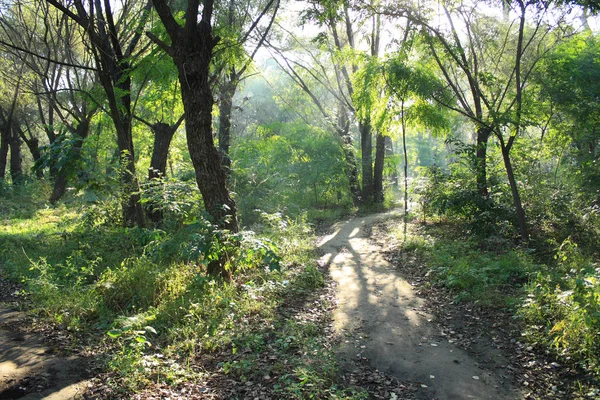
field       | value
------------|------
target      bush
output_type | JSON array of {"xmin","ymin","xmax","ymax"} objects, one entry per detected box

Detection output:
[
  {"xmin": 430, "ymin": 239, "xmax": 535, "ymax": 305},
  {"xmin": 416, "ymin": 165, "xmax": 517, "ymax": 238},
  {"xmin": 521, "ymin": 238, "xmax": 600, "ymax": 376}
]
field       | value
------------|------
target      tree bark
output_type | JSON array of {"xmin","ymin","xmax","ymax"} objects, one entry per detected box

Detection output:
[
  {"xmin": 218, "ymin": 81, "xmax": 237, "ymax": 175},
  {"xmin": 475, "ymin": 126, "xmax": 491, "ymax": 197},
  {"xmin": 9, "ymin": 128, "xmax": 23, "ymax": 184},
  {"xmin": 360, "ymin": 120, "xmax": 373, "ymax": 202},
  {"xmin": 501, "ymin": 146, "xmax": 528, "ymax": 242},
  {"xmin": 178, "ymin": 65, "xmax": 238, "ymax": 233},
  {"xmin": 373, "ymin": 132, "xmax": 385, "ymax": 203}
]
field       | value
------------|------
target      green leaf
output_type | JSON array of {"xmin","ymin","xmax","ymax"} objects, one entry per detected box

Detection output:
[{"xmin": 107, "ymin": 329, "xmax": 122, "ymax": 338}]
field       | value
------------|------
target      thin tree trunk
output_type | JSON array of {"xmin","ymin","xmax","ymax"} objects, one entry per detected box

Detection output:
[
  {"xmin": 401, "ymin": 99, "xmax": 408, "ymax": 237},
  {"xmin": 0, "ymin": 127, "xmax": 9, "ymax": 180},
  {"xmin": 501, "ymin": 146, "xmax": 528, "ymax": 242},
  {"xmin": 475, "ymin": 126, "xmax": 491, "ymax": 197},
  {"xmin": 218, "ymin": 81, "xmax": 237, "ymax": 175},
  {"xmin": 373, "ymin": 132, "xmax": 385, "ymax": 203},
  {"xmin": 336, "ymin": 106, "xmax": 361, "ymax": 205},
  {"xmin": 385, "ymin": 136, "xmax": 398, "ymax": 192},
  {"xmin": 360, "ymin": 120, "xmax": 373, "ymax": 202}
]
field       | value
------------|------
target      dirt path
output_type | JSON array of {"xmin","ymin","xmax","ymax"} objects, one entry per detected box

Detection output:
[
  {"xmin": 0, "ymin": 280, "xmax": 90, "ymax": 400},
  {"xmin": 319, "ymin": 212, "xmax": 520, "ymax": 400}
]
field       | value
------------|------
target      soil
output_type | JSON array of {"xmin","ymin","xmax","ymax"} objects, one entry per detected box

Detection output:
[
  {"xmin": 0, "ymin": 278, "xmax": 91, "ymax": 400},
  {"xmin": 318, "ymin": 211, "xmax": 522, "ymax": 400}
]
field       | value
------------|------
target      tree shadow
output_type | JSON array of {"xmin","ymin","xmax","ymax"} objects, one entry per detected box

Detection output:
[
  {"xmin": 317, "ymin": 212, "xmax": 517, "ymax": 400},
  {"xmin": 0, "ymin": 307, "xmax": 91, "ymax": 400}
]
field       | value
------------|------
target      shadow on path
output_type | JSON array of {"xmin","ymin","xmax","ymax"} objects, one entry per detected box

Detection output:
[
  {"xmin": 319, "ymin": 211, "xmax": 519, "ymax": 400},
  {"xmin": 0, "ymin": 307, "xmax": 90, "ymax": 400}
]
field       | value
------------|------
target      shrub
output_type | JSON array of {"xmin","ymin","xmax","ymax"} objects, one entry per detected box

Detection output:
[{"xmin": 521, "ymin": 238, "xmax": 600, "ymax": 376}]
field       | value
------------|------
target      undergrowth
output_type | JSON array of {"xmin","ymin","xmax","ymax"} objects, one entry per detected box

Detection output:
[
  {"xmin": 404, "ymin": 161, "xmax": 600, "ymax": 391},
  {"xmin": 389, "ymin": 216, "xmax": 600, "ymax": 392},
  {"xmin": 0, "ymin": 182, "xmax": 366, "ymax": 399}
]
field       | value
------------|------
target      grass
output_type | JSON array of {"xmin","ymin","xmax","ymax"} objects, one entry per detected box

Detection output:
[{"xmin": 0, "ymin": 182, "xmax": 367, "ymax": 399}]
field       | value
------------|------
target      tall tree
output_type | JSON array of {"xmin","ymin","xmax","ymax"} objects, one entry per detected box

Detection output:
[
  {"xmin": 150, "ymin": 0, "xmax": 239, "ymax": 278},
  {"xmin": 213, "ymin": 0, "xmax": 280, "ymax": 175},
  {"xmin": 47, "ymin": 0, "xmax": 152, "ymax": 227},
  {"xmin": 387, "ymin": 0, "xmax": 571, "ymax": 241},
  {"xmin": 267, "ymin": 31, "xmax": 362, "ymax": 205}
]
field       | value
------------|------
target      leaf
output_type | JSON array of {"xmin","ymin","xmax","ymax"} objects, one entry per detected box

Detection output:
[
  {"xmin": 107, "ymin": 329, "xmax": 122, "ymax": 338},
  {"xmin": 135, "ymin": 335, "xmax": 147, "ymax": 343},
  {"xmin": 144, "ymin": 326, "xmax": 157, "ymax": 335}
]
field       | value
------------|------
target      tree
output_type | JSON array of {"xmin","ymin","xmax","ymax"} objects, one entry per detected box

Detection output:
[
  {"xmin": 47, "ymin": 0, "xmax": 152, "ymax": 227},
  {"xmin": 267, "ymin": 34, "xmax": 362, "ymax": 205},
  {"xmin": 150, "ymin": 0, "xmax": 239, "ymax": 278},
  {"xmin": 385, "ymin": 51, "xmax": 450, "ymax": 233},
  {"xmin": 392, "ymin": 0, "xmax": 571, "ymax": 242},
  {"xmin": 535, "ymin": 34, "xmax": 600, "ymax": 202},
  {"xmin": 212, "ymin": 0, "xmax": 280, "ymax": 175}
]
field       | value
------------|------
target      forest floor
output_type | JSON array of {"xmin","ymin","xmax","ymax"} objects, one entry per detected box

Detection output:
[
  {"xmin": 319, "ymin": 211, "xmax": 521, "ymax": 400},
  {"xmin": 0, "ymin": 210, "xmax": 586, "ymax": 399}
]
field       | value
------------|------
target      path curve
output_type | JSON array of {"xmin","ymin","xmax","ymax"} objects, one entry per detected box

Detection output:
[
  {"xmin": 319, "ymin": 212, "xmax": 519, "ymax": 400},
  {"xmin": 0, "ymin": 278, "xmax": 90, "ymax": 400}
]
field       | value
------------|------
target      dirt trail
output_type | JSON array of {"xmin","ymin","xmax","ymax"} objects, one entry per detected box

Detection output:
[
  {"xmin": 0, "ymin": 282, "xmax": 90, "ymax": 400},
  {"xmin": 319, "ymin": 212, "xmax": 520, "ymax": 400}
]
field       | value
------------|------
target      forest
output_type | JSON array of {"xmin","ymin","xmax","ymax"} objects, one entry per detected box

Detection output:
[{"xmin": 0, "ymin": 0, "xmax": 599, "ymax": 398}]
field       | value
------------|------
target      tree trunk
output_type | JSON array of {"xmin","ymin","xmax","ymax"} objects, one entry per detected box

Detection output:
[
  {"xmin": 386, "ymin": 136, "xmax": 398, "ymax": 192},
  {"xmin": 9, "ymin": 128, "xmax": 23, "ymax": 184},
  {"xmin": 25, "ymin": 138, "xmax": 44, "ymax": 179},
  {"xmin": 0, "ymin": 126, "xmax": 9, "ymax": 180},
  {"xmin": 501, "ymin": 146, "xmax": 528, "ymax": 242},
  {"xmin": 146, "ymin": 122, "xmax": 178, "ymax": 223},
  {"xmin": 336, "ymin": 106, "xmax": 361, "ymax": 205},
  {"xmin": 360, "ymin": 120, "xmax": 373, "ymax": 202},
  {"xmin": 373, "ymin": 132, "xmax": 385, "ymax": 203},
  {"xmin": 178, "ymin": 68, "xmax": 238, "ymax": 233},
  {"xmin": 152, "ymin": 0, "xmax": 239, "ymax": 280},
  {"xmin": 18, "ymin": 126, "xmax": 43, "ymax": 179},
  {"xmin": 149, "ymin": 122, "xmax": 177, "ymax": 180},
  {"xmin": 50, "ymin": 119, "xmax": 91, "ymax": 204},
  {"xmin": 402, "ymin": 100, "xmax": 408, "ymax": 235},
  {"xmin": 112, "ymin": 112, "xmax": 144, "ymax": 227},
  {"xmin": 475, "ymin": 126, "xmax": 491, "ymax": 197},
  {"xmin": 218, "ymin": 82, "xmax": 237, "ymax": 175}
]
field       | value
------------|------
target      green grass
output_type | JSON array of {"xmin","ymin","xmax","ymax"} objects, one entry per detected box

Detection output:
[{"xmin": 0, "ymin": 183, "xmax": 367, "ymax": 399}]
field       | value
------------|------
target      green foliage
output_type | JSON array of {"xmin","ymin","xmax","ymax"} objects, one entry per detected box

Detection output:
[
  {"xmin": 429, "ymin": 238, "xmax": 535, "ymax": 305},
  {"xmin": 521, "ymin": 239, "xmax": 600, "ymax": 376},
  {"xmin": 416, "ymin": 162, "xmax": 517, "ymax": 237},
  {"xmin": 535, "ymin": 34, "xmax": 600, "ymax": 199},
  {"xmin": 139, "ymin": 178, "xmax": 203, "ymax": 225},
  {"xmin": 232, "ymin": 122, "xmax": 351, "ymax": 224}
]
